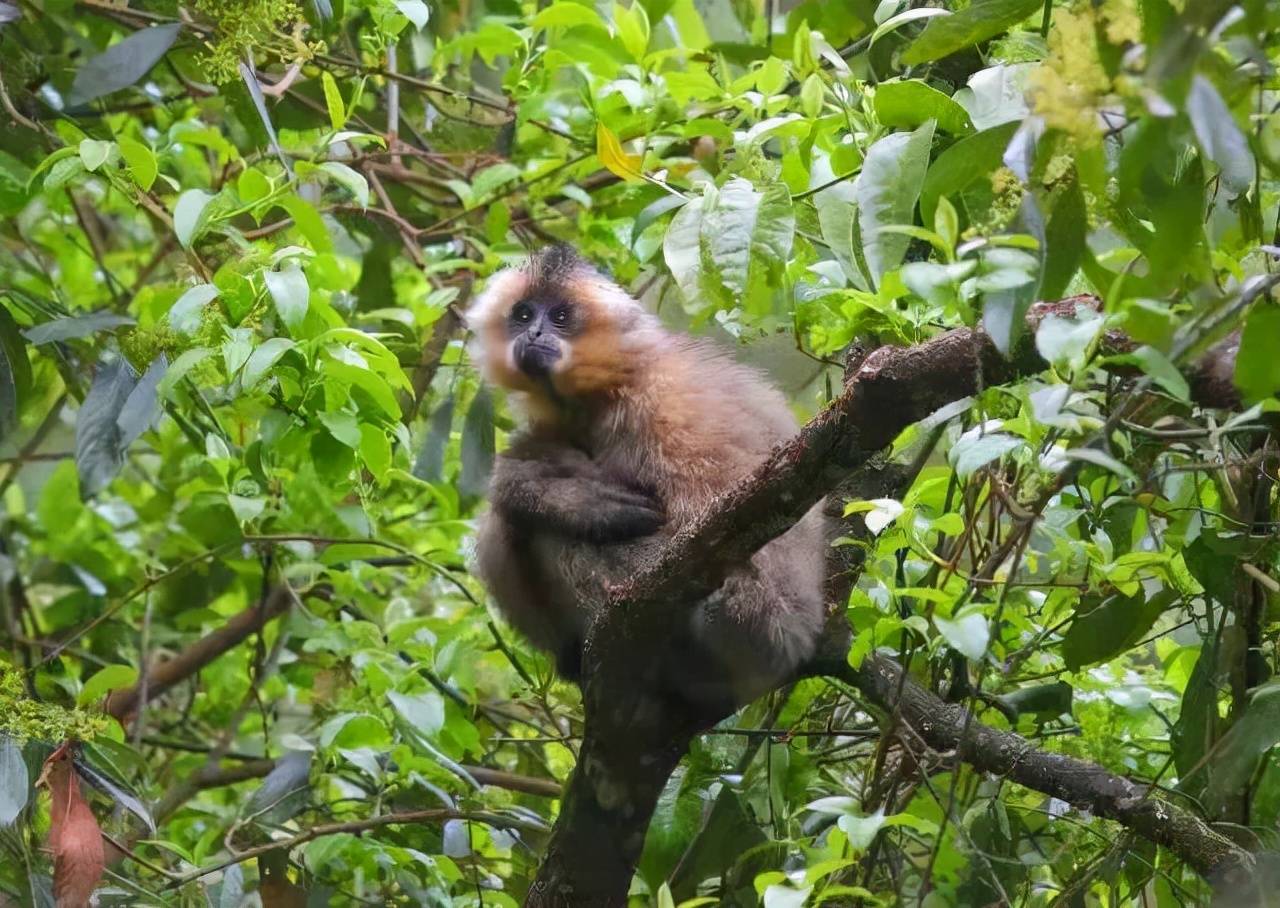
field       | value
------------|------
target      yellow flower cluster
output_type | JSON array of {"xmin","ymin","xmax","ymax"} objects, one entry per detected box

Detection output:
[{"xmin": 1028, "ymin": 0, "xmax": 1140, "ymax": 144}]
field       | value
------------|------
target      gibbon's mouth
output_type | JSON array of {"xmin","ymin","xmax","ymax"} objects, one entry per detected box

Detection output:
[{"xmin": 514, "ymin": 336, "xmax": 562, "ymax": 377}]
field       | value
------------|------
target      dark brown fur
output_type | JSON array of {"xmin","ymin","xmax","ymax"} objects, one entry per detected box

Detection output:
[{"xmin": 469, "ymin": 247, "xmax": 827, "ymax": 708}]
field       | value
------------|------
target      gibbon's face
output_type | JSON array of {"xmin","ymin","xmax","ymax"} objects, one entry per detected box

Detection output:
[
  {"xmin": 470, "ymin": 247, "xmax": 650, "ymax": 400},
  {"xmin": 505, "ymin": 292, "xmax": 582, "ymax": 379}
]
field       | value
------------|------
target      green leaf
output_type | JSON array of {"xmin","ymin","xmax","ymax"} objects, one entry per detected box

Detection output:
[
  {"xmin": 701, "ymin": 178, "xmax": 795, "ymax": 308},
  {"xmin": 948, "ymin": 425, "xmax": 1023, "ymax": 478},
  {"xmin": 278, "ymin": 195, "xmax": 333, "ymax": 253},
  {"xmin": 242, "ymin": 338, "xmax": 297, "ymax": 388},
  {"xmin": 237, "ymin": 168, "xmax": 272, "ymax": 205},
  {"xmin": 174, "ymin": 189, "xmax": 216, "ymax": 248},
  {"xmin": 359, "ymin": 424, "xmax": 392, "ymax": 481},
  {"xmin": 23, "ymin": 311, "xmax": 135, "ymax": 345},
  {"xmin": 1235, "ymin": 303, "xmax": 1280, "ymax": 403},
  {"xmin": 116, "ymin": 136, "xmax": 157, "ymax": 190},
  {"xmin": 874, "ymin": 81, "xmax": 972, "ymax": 135},
  {"xmin": 0, "ymin": 736, "xmax": 27, "ymax": 826},
  {"xmin": 633, "ymin": 193, "xmax": 687, "ymax": 246},
  {"xmin": 395, "ymin": 0, "xmax": 431, "ymax": 28},
  {"xmin": 1105, "ymin": 345, "xmax": 1190, "ymax": 401},
  {"xmin": 901, "ymin": 0, "xmax": 1041, "ymax": 64},
  {"xmin": 78, "ymin": 139, "xmax": 115, "ymax": 172},
  {"xmin": 1061, "ymin": 590, "xmax": 1177, "ymax": 671},
  {"xmin": 264, "ymin": 265, "xmax": 310, "ymax": 332},
  {"xmin": 169, "ymin": 284, "xmax": 218, "ymax": 334},
  {"xmin": 855, "ymin": 121, "xmax": 934, "ymax": 288},
  {"xmin": 388, "ymin": 689, "xmax": 445, "ymax": 737},
  {"xmin": 1187, "ymin": 75, "xmax": 1254, "ymax": 197},
  {"xmin": 934, "ymin": 612, "xmax": 989, "ymax": 660},
  {"xmin": 869, "ymin": 7, "xmax": 950, "ymax": 45},
  {"xmin": 615, "ymin": 0, "xmax": 651, "ymax": 60},
  {"xmin": 65, "ymin": 23, "xmax": 182, "ymax": 107},
  {"xmin": 319, "ymin": 161, "xmax": 370, "ymax": 208},
  {"xmin": 534, "ymin": 1, "xmax": 608, "ymax": 30},
  {"xmin": 663, "ymin": 189, "xmax": 707, "ymax": 306},
  {"xmin": 78, "ymin": 664, "xmax": 140, "ymax": 706},
  {"xmin": 158, "ymin": 347, "xmax": 212, "ymax": 398},
  {"xmin": 321, "ymin": 72, "xmax": 345, "ymax": 131},
  {"xmin": 319, "ymin": 410, "xmax": 362, "ymax": 448},
  {"xmin": 1034, "ymin": 309, "xmax": 1103, "ymax": 373},
  {"xmin": 117, "ymin": 355, "xmax": 166, "ymax": 449},
  {"xmin": 919, "ymin": 122, "xmax": 1018, "ymax": 229}
]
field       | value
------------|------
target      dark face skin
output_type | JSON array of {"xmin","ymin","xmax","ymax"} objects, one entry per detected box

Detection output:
[{"xmin": 508, "ymin": 295, "xmax": 580, "ymax": 377}]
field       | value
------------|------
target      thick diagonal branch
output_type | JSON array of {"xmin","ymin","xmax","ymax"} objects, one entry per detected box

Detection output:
[{"xmin": 531, "ymin": 295, "xmax": 1264, "ymax": 906}]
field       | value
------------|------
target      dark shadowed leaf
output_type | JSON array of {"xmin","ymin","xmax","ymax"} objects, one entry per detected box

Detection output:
[
  {"xmin": 1172, "ymin": 644, "xmax": 1219, "ymax": 787},
  {"xmin": 902, "ymin": 0, "xmax": 1041, "ymax": 64},
  {"xmin": 245, "ymin": 751, "xmax": 312, "ymax": 825},
  {"xmin": 238, "ymin": 62, "xmax": 291, "ymax": 174},
  {"xmin": 22, "ymin": 312, "xmax": 135, "ymax": 346},
  {"xmin": 1039, "ymin": 173, "xmax": 1086, "ymax": 301},
  {"xmin": 116, "ymin": 355, "xmax": 167, "ymax": 449},
  {"xmin": 65, "ymin": 24, "xmax": 181, "ymax": 108},
  {"xmin": 1202, "ymin": 682, "xmax": 1280, "ymax": 815},
  {"xmin": 919, "ymin": 121, "xmax": 1018, "ymax": 228},
  {"xmin": 413, "ymin": 396, "xmax": 455, "ymax": 482},
  {"xmin": 75, "ymin": 359, "xmax": 137, "ymax": 499},
  {"xmin": 0, "ymin": 735, "xmax": 27, "ymax": 826},
  {"xmin": 633, "ymin": 193, "xmax": 688, "ymax": 246},
  {"xmin": 215, "ymin": 863, "xmax": 245, "ymax": 908},
  {"xmin": 1061, "ymin": 590, "xmax": 1177, "ymax": 671},
  {"xmin": 74, "ymin": 758, "xmax": 155, "ymax": 834},
  {"xmin": 998, "ymin": 681, "xmax": 1073, "ymax": 720},
  {"xmin": 1187, "ymin": 75, "xmax": 1255, "ymax": 197},
  {"xmin": 458, "ymin": 388, "xmax": 494, "ymax": 497},
  {"xmin": 0, "ymin": 304, "xmax": 29, "ymax": 433}
]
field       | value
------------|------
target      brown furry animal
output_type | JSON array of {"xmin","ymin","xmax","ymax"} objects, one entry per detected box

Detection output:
[{"xmin": 468, "ymin": 245, "xmax": 827, "ymax": 709}]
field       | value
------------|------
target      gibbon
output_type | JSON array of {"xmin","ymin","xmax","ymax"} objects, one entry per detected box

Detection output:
[{"xmin": 468, "ymin": 245, "xmax": 827, "ymax": 710}]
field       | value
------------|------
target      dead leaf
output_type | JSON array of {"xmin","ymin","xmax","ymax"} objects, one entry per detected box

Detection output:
[{"xmin": 37, "ymin": 743, "xmax": 104, "ymax": 908}]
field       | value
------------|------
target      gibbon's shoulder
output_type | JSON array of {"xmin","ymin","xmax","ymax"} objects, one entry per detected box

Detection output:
[{"xmin": 649, "ymin": 332, "xmax": 800, "ymax": 439}]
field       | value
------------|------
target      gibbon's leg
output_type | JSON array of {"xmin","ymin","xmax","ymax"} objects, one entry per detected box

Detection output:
[
  {"xmin": 685, "ymin": 512, "xmax": 828, "ymax": 708},
  {"xmin": 490, "ymin": 442, "xmax": 664, "ymax": 543}
]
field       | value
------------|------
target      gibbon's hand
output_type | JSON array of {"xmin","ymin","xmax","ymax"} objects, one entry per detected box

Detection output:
[
  {"xmin": 579, "ymin": 480, "xmax": 665, "ymax": 542},
  {"xmin": 490, "ymin": 448, "xmax": 665, "ymax": 542}
]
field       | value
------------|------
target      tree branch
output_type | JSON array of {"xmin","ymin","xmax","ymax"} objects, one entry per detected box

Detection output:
[
  {"xmin": 105, "ymin": 585, "xmax": 308, "ymax": 720},
  {"xmin": 533, "ymin": 290, "xmax": 1273, "ymax": 905},
  {"xmin": 822, "ymin": 653, "xmax": 1252, "ymax": 882}
]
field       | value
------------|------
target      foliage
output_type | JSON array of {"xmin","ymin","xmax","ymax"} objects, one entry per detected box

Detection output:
[{"xmin": 0, "ymin": 0, "xmax": 1277, "ymax": 905}]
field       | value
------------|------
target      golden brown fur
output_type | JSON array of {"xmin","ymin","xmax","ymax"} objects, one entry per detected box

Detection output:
[{"xmin": 469, "ymin": 247, "xmax": 828, "ymax": 708}]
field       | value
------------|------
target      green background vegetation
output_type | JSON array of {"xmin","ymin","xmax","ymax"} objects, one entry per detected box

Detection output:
[{"xmin": 0, "ymin": 0, "xmax": 1278, "ymax": 904}]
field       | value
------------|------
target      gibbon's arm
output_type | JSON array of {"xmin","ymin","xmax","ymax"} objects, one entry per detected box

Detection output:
[{"xmin": 490, "ymin": 439, "xmax": 664, "ymax": 543}]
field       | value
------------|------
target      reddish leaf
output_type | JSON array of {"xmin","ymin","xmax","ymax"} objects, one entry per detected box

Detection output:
[{"xmin": 37, "ymin": 743, "xmax": 104, "ymax": 908}]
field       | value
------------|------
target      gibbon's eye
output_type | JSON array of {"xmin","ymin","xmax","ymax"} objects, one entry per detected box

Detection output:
[
  {"xmin": 550, "ymin": 307, "xmax": 570, "ymax": 328},
  {"xmin": 511, "ymin": 302, "xmax": 533, "ymax": 323}
]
